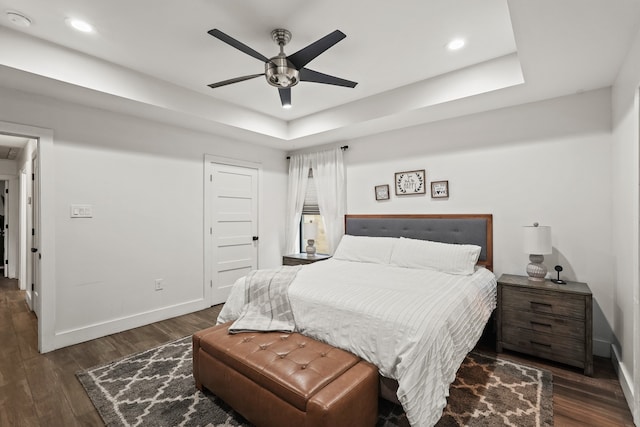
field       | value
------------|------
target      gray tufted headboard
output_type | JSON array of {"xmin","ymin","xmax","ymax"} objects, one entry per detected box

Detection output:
[{"xmin": 344, "ymin": 214, "xmax": 493, "ymax": 271}]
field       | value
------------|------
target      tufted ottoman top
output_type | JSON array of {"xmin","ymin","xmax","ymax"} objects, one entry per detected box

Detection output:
[{"xmin": 198, "ymin": 322, "xmax": 361, "ymax": 411}]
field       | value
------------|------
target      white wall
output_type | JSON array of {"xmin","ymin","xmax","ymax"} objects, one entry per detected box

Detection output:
[
  {"xmin": 0, "ymin": 159, "xmax": 17, "ymax": 175},
  {"xmin": 343, "ymin": 89, "xmax": 614, "ymax": 356},
  {"xmin": 612, "ymin": 23, "xmax": 640, "ymax": 424},
  {"xmin": 0, "ymin": 86, "xmax": 288, "ymax": 350}
]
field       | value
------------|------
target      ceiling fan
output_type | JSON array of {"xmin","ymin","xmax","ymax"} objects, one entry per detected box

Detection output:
[{"xmin": 207, "ymin": 28, "xmax": 358, "ymax": 108}]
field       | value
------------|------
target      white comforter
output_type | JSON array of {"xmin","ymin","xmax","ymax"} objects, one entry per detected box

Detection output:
[{"xmin": 218, "ymin": 259, "xmax": 497, "ymax": 427}]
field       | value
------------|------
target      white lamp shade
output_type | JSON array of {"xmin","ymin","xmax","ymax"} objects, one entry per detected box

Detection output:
[
  {"xmin": 303, "ymin": 222, "xmax": 317, "ymax": 240},
  {"xmin": 523, "ymin": 225, "xmax": 552, "ymax": 255}
]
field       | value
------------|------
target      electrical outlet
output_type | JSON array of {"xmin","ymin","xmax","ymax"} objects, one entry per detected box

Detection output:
[{"xmin": 155, "ymin": 279, "xmax": 163, "ymax": 291}]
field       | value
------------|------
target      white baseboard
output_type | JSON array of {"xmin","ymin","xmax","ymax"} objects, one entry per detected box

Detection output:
[
  {"xmin": 611, "ymin": 344, "xmax": 635, "ymax": 418},
  {"xmin": 50, "ymin": 298, "xmax": 210, "ymax": 351},
  {"xmin": 25, "ymin": 291, "xmax": 33, "ymax": 311}
]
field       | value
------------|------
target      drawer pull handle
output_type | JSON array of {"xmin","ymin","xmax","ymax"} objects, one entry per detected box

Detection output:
[
  {"xmin": 530, "ymin": 321, "xmax": 552, "ymax": 330},
  {"xmin": 531, "ymin": 341, "xmax": 552, "ymax": 348},
  {"xmin": 530, "ymin": 301, "xmax": 552, "ymax": 310}
]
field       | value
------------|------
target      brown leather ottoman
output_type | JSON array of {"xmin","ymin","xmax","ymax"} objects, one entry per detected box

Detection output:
[{"xmin": 193, "ymin": 322, "xmax": 378, "ymax": 427}]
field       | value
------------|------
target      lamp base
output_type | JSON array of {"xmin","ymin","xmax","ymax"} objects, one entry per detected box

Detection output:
[
  {"xmin": 526, "ymin": 254, "xmax": 547, "ymax": 281},
  {"xmin": 305, "ymin": 239, "xmax": 316, "ymax": 256}
]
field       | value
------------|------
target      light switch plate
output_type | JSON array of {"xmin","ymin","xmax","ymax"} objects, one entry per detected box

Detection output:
[{"xmin": 70, "ymin": 204, "xmax": 93, "ymax": 218}]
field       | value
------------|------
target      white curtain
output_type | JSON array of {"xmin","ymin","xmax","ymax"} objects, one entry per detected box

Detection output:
[
  {"xmin": 284, "ymin": 154, "xmax": 311, "ymax": 254},
  {"xmin": 311, "ymin": 148, "xmax": 346, "ymax": 254},
  {"xmin": 285, "ymin": 147, "xmax": 346, "ymax": 255}
]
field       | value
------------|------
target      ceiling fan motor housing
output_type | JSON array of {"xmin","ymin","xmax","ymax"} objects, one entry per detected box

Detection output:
[{"xmin": 265, "ymin": 56, "xmax": 300, "ymax": 88}]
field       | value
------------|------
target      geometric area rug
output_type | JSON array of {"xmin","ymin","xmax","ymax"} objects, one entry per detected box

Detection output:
[{"xmin": 77, "ymin": 336, "xmax": 553, "ymax": 427}]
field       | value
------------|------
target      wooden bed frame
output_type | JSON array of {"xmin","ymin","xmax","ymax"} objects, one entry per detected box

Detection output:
[{"xmin": 344, "ymin": 214, "xmax": 493, "ymax": 271}]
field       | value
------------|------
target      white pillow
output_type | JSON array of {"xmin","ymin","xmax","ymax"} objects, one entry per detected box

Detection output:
[
  {"xmin": 332, "ymin": 235, "xmax": 397, "ymax": 264},
  {"xmin": 390, "ymin": 237, "xmax": 481, "ymax": 275}
]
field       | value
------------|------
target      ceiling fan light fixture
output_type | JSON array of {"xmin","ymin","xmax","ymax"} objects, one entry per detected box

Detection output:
[{"xmin": 265, "ymin": 56, "xmax": 300, "ymax": 88}]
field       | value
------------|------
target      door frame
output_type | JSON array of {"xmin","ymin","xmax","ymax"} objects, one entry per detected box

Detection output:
[
  {"xmin": 635, "ymin": 87, "xmax": 640, "ymax": 425},
  {"xmin": 19, "ymin": 169, "xmax": 28, "ymax": 291},
  {"xmin": 30, "ymin": 149, "xmax": 40, "ymax": 318},
  {"xmin": 0, "ymin": 121, "xmax": 55, "ymax": 353},
  {"xmin": 203, "ymin": 154, "xmax": 261, "ymax": 306}
]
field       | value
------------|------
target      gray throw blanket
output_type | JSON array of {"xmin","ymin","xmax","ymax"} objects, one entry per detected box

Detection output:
[{"xmin": 228, "ymin": 265, "xmax": 302, "ymax": 334}]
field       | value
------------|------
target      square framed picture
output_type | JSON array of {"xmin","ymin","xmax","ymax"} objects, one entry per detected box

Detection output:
[
  {"xmin": 431, "ymin": 180, "xmax": 449, "ymax": 198},
  {"xmin": 395, "ymin": 170, "xmax": 426, "ymax": 195},
  {"xmin": 375, "ymin": 184, "xmax": 390, "ymax": 201}
]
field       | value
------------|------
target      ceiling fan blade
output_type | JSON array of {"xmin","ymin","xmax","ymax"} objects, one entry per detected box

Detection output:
[
  {"xmin": 208, "ymin": 29, "xmax": 271, "ymax": 63},
  {"xmin": 208, "ymin": 73, "xmax": 264, "ymax": 89},
  {"xmin": 287, "ymin": 30, "xmax": 346, "ymax": 69},
  {"xmin": 279, "ymin": 88, "xmax": 292, "ymax": 107},
  {"xmin": 299, "ymin": 68, "xmax": 358, "ymax": 88}
]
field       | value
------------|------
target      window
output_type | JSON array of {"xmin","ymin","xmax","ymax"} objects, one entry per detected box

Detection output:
[{"xmin": 300, "ymin": 169, "xmax": 329, "ymax": 254}]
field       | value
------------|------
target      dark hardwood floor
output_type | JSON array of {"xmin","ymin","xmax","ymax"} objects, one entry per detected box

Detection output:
[
  {"xmin": 0, "ymin": 277, "xmax": 635, "ymax": 426},
  {"xmin": 475, "ymin": 331, "xmax": 635, "ymax": 427},
  {"xmin": 0, "ymin": 277, "xmax": 223, "ymax": 426}
]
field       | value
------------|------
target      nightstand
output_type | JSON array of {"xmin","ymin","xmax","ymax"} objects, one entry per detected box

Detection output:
[
  {"xmin": 496, "ymin": 273, "xmax": 593, "ymax": 376},
  {"xmin": 282, "ymin": 253, "xmax": 331, "ymax": 266}
]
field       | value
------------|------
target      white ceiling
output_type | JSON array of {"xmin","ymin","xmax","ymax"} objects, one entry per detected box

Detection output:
[
  {"xmin": 0, "ymin": 134, "xmax": 27, "ymax": 159},
  {"xmin": 0, "ymin": 134, "xmax": 28, "ymax": 148},
  {"xmin": 0, "ymin": 0, "xmax": 639, "ymax": 150}
]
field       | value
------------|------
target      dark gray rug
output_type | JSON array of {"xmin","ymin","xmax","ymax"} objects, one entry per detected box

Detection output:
[{"xmin": 77, "ymin": 336, "xmax": 553, "ymax": 426}]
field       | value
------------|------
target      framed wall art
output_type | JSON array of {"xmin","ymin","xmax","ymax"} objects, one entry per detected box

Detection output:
[
  {"xmin": 375, "ymin": 184, "xmax": 390, "ymax": 201},
  {"xmin": 395, "ymin": 170, "xmax": 425, "ymax": 195},
  {"xmin": 431, "ymin": 180, "xmax": 449, "ymax": 198}
]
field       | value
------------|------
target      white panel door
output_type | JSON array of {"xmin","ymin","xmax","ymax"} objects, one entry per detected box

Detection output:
[{"xmin": 210, "ymin": 162, "xmax": 258, "ymax": 305}]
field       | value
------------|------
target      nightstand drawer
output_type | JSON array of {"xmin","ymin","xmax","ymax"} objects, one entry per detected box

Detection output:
[
  {"xmin": 284, "ymin": 258, "xmax": 309, "ymax": 266},
  {"xmin": 502, "ymin": 287, "xmax": 585, "ymax": 319},
  {"xmin": 502, "ymin": 309, "xmax": 585, "ymax": 339},
  {"xmin": 502, "ymin": 327, "xmax": 585, "ymax": 368}
]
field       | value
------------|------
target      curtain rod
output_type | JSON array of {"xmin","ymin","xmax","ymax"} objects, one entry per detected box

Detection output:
[{"xmin": 286, "ymin": 145, "xmax": 349, "ymax": 160}]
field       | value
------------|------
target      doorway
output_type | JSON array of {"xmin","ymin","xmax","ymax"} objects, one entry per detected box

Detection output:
[{"xmin": 0, "ymin": 120, "xmax": 52, "ymax": 352}]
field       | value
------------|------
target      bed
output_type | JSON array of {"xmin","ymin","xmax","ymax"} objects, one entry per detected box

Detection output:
[{"xmin": 218, "ymin": 214, "xmax": 497, "ymax": 427}]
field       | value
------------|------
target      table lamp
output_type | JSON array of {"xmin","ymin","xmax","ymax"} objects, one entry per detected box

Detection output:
[
  {"xmin": 523, "ymin": 222, "xmax": 552, "ymax": 281},
  {"xmin": 304, "ymin": 221, "xmax": 317, "ymax": 255}
]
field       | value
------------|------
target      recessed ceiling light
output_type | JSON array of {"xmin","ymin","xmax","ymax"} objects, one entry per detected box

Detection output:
[
  {"xmin": 447, "ymin": 38, "xmax": 466, "ymax": 51},
  {"xmin": 282, "ymin": 103, "xmax": 292, "ymax": 109},
  {"xmin": 66, "ymin": 18, "xmax": 94, "ymax": 33},
  {"xmin": 6, "ymin": 11, "xmax": 32, "ymax": 27}
]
